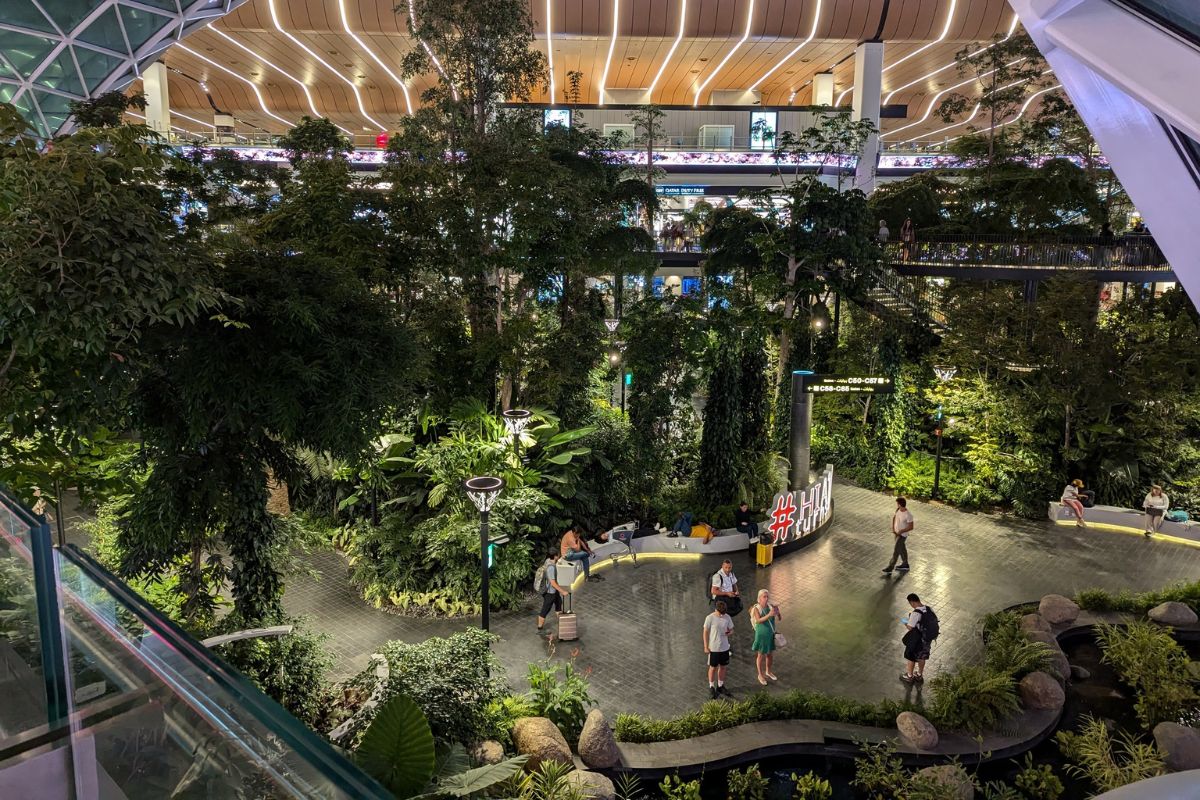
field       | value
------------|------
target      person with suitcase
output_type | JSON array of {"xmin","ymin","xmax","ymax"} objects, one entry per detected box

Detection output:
[{"xmin": 535, "ymin": 551, "xmax": 569, "ymax": 633}]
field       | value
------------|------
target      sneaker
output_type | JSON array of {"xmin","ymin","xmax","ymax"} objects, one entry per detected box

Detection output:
[
  {"xmin": 718, "ymin": 686, "xmax": 734, "ymax": 699},
  {"xmin": 897, "ymin": 565, "xmax": 910, "ymax": 571},
  {"xmin": 709, "ymin": 686, "xmax": 719, "ymax": 700},
  {"xmin": 881, "ymin": 568, "xmax": 894, "ymax": 574},
  {"xmin": 900, "ymin": 673, "xmax": 916, "ymax": 683},
  {"xmin": 913, "ymin": 673, "xmax": 924, "ymax": 683},
  {"xmin": 594, "ymin": 574, "xmax": 606, "ymax": 581}
]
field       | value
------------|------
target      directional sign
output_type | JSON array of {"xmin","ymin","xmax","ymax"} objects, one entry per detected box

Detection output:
[{"xmin": 798, "ymin": 374, "xmax": 895, "ymax": 394}]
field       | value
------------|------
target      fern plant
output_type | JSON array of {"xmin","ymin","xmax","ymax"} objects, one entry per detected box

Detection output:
[
  {"xmin": 1056, "ymin": 715, "xmax": 1165, "ymax": 792},
  {"xmin": 928, "ymin": 666, "xmax": 1020, "ymax": 734}
]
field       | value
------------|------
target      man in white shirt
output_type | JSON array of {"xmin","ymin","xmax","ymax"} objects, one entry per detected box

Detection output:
[
  {"xmin": 702, "ymin": 600, "xmax": 735, "ymax": 699},
  {"xmin": 882, "ymin": 497, "xmax": 914, "ymax": 574},
  {"xmin": 711, "ymin": 560, "xmax": 742, "ymax": 616}
]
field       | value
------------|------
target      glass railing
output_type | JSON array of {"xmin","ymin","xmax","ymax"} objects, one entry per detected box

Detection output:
[
  {"xmin": 1117, "ymin": 0, "xmax": 1200, "ymax": 46},
  {"xmin": 0, "ymin": 488, "xmax": 389, "ymax": 799}
]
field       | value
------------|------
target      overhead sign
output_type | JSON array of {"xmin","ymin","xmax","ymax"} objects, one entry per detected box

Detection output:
[
  {"xmin": 766, "ymin": 465, "xmax": 833, "ymax": 545},
  {"xmin": 799, "ymin": 374, "xmax": 894, "ymax": 394},
  {"xmin": 656, "ymin": 185, "xmax": 707, "ymax": 196}
]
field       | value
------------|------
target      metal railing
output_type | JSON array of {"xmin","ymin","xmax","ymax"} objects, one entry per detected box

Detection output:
[
  {"xmin": 866, "ymin": 264, "xmax": 950, "ymax": 331},
  {"xmin": 886, "ymin": 237, "xmax": 1172, "ymax": 271}
]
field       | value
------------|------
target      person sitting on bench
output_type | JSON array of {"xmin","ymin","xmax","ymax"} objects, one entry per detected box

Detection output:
[
  {"xmin": 560, "ymin": 528, "xmax": 602, "ymax": 582},
  {"xmin": 734, "ymin": 502, "xmax": 759, "ymax": 538},
  {"xmin": 668, "ymin": 511, "xmax": 693, "ymax": 538}
]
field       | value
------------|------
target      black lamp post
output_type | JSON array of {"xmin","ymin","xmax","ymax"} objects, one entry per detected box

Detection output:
[
  {"xmin": 605, "ymin": 318, "xmax": 626, "ymax": 413},
  {"xmin": 464, "ymin": 476, "xmax": 504, "ymax": 631},
  {"xmin": 501, "ymin": 409, "xmax": 533, "ymax": 462},
  {"xmin": 931, "ymin": 365, "xmax": 957, "ymax": 499}
]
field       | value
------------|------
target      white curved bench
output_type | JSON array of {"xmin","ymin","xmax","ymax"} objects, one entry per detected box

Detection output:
[{"xmin": 1048, "ymin": 502, "xmax": 1200, "ymax": 543}]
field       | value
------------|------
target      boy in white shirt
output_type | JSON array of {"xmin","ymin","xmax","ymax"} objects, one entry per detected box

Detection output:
[{"xmin": 882, "ymin": 497, "xmax": 914, "ymax": 574}]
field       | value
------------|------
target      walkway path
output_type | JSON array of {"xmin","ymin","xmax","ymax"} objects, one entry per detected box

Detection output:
[{"xmin": 281, "ymin": 483, "xmax": 1200, "ymax": 720}]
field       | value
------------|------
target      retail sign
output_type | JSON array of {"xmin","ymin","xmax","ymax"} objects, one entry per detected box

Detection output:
[
  {"xmin": 766, "ymin": 465, "xmax": 833, "ymax": 544},
  {"xmin": 656, "ymin": 185, "xmax": 707, "ymax": 196},
  {"xmin": 798, "ymin": 374, "xmax": 894, "ymax": 394}
]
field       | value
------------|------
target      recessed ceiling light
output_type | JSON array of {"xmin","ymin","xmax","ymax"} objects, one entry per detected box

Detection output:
[
  {"xmin": 699, "ymin": 57, "xmax": 708, "ymax": 62},
  {"xmin": 328, "ymin": 50, "xmax": 339, "ymax": 55},
  {"xmin": 690, "ymin": 69, "xmax": 699, "ymax": 74},
  {"xmin": 205, "ymin": 47, "xmax": 215, "ymax": 52},
  {"xmin": 801, "ymin": 58, "xmax": 810, "ymax": 63},
  {"xmin": 344, "ymin": 63, "xmax": 353, "ymax": 68},
  {"xmin": 356, "ymin": 74, "xmax": 366, "ymax": 78},
  {"xmin": 627, "ymin": 56, "xmax": 636, "ymax": 61},
  {"xmin": 785, "ymin": 70, "xmax": 794, "ymax": 74}
]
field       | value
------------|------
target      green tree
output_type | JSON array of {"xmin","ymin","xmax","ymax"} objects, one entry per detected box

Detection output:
[
  {"xmin": 68, "ymin": 90, "xmax": 146, "ymax": 129},
  {"xmin": 276, "ymin": 115, "xmax": 352, "ymax": 165},
  {"xmin": 698, "ymin": 324, "xmax": 742, "ymax": 504}
]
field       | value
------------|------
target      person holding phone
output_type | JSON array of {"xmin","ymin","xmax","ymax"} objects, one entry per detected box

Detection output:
[{"xmin": 750, "ymin": 589, "xmax": 782, "ymax": 685}]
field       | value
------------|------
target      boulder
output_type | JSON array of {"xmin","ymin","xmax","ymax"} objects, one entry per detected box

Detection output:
[
  {"xmin": 914, "ymin": 765, "xmax": 973, "ymax": 800},
  {"xmin": 578, "ymin": 709, "xmax": 620, "ymax": 769},
  {"xmin": 1038, "ymin": 594, "xmax": 1080, "ymax": 625},
  {"xmin": 1153, "ymin": 722, "xmax": 1200, "ymax": 772},
  {"xmin": 1019, "ymin": 671, "xmax": 1066, "ymax": 711},
  {"xmin": 566, "ymin": 771, "xmax": 616, "ymax": 800},
  {"xmin": 511, "ymin": 717, "xmax": 573, "ymax": 771},
  {"xmin": 1070, "ymin": 665, "xmax": 1091, "ymax": 681},
  {"xmin": 1020, "ymin": 613, "xmax": 1051, "ymax": 633},
  {"xmin": 896, "ymin": 711, "xmax": 939, "ymax": 751},
  {"xmin": 1047, "ymin": 650, "xmax": 1072, "ymax": 683},
  {"xmin": 1025, "ymin": 629, "xmax": 1059, "ymax": 648},
  {"xmin": 1148, "ymin": 602, "xmax": 1199, "ymax": 627},
  {"xmin": 469, "ymin": 740, "xmax": 505, "ymax": 765}
]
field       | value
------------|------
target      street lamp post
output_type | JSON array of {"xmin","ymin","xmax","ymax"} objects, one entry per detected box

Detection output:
[
  {"xmin": 931, "ymin": 366, "xmax": 957, "ymax": 500},
  {"xmin": 605, "ymin": 318, "xmax": 625, "ymax": 413},
  {"xmin": 464, "ymin": 476, "xmax": 504, "ymax": 631},
  {"xmin": 501, "ymin": 409, "xmax": 533, "ymax": 462}
]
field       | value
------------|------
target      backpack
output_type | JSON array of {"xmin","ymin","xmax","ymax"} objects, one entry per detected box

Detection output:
[
  {"xmin": 1166, "ymin": 509, "xmax": 1190, "ymax": 523},
  {"xmin": 534, "ymin": 562, "xmax": 551, "ymax": 594},
  {"xmin": 917, "ymin": 606, "xmax": 940, "ymax": 642}
]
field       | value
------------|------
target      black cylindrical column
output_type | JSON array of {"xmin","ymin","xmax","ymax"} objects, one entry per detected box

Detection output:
[
  {"xmin": 480, "ymin": 510, "xmax": 490, "ymax": 632},
  {"xmin": 789, "ymin": 371, "xmax": 813, "ymax": 491}
]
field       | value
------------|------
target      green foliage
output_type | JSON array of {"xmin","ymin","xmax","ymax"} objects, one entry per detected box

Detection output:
[
  {"xmin": 658, "ymin": 775, "xmax": 702, "ymax": 800},
  {"xmin": 1095, "ymin": 621, "xmax": 1200, "ymax": 728},
  {"xmin": 275, "ymin": 116, "xmax": 351, "ymax": 165},
  {"xmin": 483, "ymin": 694, "xmax": 537, "ymax": 746},
  {"xmin": 525, "ymin": 661, "xmax": 595, "ymax": 741},
  {"xmin": 982, "ymin": 612, "xmax": 1056, "ymax": 679},
  {"xmin": 357, "ymin": 631, "xmax": 508, "ymax": 746},
  {"xmin": 698, "ymin": 327, "xmax": 742, "ymax": 505},
  {"xmin": 851, "ymin": 741, "xmax": 912, "ymax": 799},
  {"xmin": 726, "ymin": 765, "xmax": 767, "ymax": 800},
  {"xmin": 614, "ymin": 773, "xmax": 646, "ymax": 800},
  {"xmin": 1056, "ymin": 715, "xmax": 1165, "ymax": 792},
  {"xmin": 789, "ymin": 772, "xmax": 832, "ymax": 800},
  {"xmin": 927, "ymin": 666, "xmax": 1020, "ymax": 734},
  {"xmin": 1013, "ymin": 754, "xmax": 1064, "ymax": 800},
  {"xmin": 216, "ymin": 616, "xmax": 334, "ymax": 728},
  {"xmin": 68, "ymin": 91, "xmax": 147, "ymax": 129},
  {"xmin": 614, "ymin": 690, "xmax": 912, "ymax": 743},
  {"xmin": 514, "ymin": 760, "xmax": 588, "ymax": 800},
  {"xmin": 1076, "ymin": 581, "xmax": 1200, "ymax": 616},
  {"xmin": 356, "ymin": 695, "xmax": 437, "ymax": 798}
]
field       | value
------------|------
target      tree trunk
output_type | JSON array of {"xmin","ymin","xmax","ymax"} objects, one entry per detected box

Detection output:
[{"xmin": 775, "ymin": 254, "xmax": 801, "ymax": 387}]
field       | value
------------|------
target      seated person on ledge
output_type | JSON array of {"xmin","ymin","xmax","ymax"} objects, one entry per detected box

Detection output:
[
  {"xmin": 734, "ymin": 502, "xmax": 759, "ymax": 538},
  {"xmin": 667, "ymin": 511, "xmax": 694, "ymax": 538},
  {"xmin": 560, "ymin": 527, "xmax": 603, "ymax": 582}
]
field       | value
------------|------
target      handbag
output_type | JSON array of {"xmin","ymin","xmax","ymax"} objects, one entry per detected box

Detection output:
[{"xmin": 773, "ymin": 633, "xmax": 788, "ymax": 649}]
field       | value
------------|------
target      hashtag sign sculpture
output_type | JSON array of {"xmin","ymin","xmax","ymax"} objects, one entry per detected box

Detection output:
[{"xmin": 768, "ymin": 492, "xmax": 798, "ymax": 543}]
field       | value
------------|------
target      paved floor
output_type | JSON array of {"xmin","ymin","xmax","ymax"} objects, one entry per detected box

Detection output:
[{"xmin": 280, "ymin": 483, "xmax": 1200, "ymax": 719}]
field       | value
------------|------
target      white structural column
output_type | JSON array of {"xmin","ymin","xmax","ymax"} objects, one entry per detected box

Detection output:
[
  {"xmin": 813, "ymin": 72, "xmax": 834, "ymax": 106},
  {"xmin": 143, "ymin": 61, "xmax": 172, "ymax": 136},
  {"xmin": 851, "ymin": 42, "xmax": 884, "ymax": 192}
]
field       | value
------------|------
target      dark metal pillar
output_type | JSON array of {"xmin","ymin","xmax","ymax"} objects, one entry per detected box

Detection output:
[
  {"xmin": 29, "ymin": 513, "xmax": 70, "ymax": 726},
  {"xmin": 479, "ymin": 510, "xmax": 490, "ymax": 632},
  {"xmin": 789, "ymin": 372, "xmax": 813, "ymax": 491},
  {"xmin": 932, "ymin": 427, "xmax": 944, "ymax": 499}
]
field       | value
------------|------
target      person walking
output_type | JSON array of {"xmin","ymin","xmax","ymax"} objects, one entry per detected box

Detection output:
[
  {"xmin": 560, "ymin": 527, "xmax": 601, "ymax": 582},
  {"xmin": 535, "ymin": 551, "xmax": 568, "ymax": 632},
  {"xmin": 1143, "ymin": 484, "xmax": 1170, "ymax": 537},
  {"xmin": 900, "ymin": 217, "xmax": 916, "ymax": 260},
  {"xmin": 882, "ymin": 497, "xmax": 914, "ymax": 574},
  {"xmin": 750, "ymin": 589, "xmax": 781, "ymax": 685},
  {"xmin": 877, "ymin": 219, "xmax": 890, "ymax": 243},
  {"xmin": 900, "ymin": 593, "xmax": 938, "ymax": 683},
  {"xmin": 1061, "ymin": 480, "xmax": 1087, "ymax": 527},
  {"xmin": 703, "ymin": 600, "xmax": 735, "ymax": 699},
  {"xmin": 711, "ymin": 559, "xmax": 742, "ymax": 616}
]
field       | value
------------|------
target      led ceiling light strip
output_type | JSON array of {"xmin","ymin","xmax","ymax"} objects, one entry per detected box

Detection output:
[
  {"xmin": 598, "ymin": 0, "xmax": 620, "ymax": 105},
  {"xmin": 693, "ymin": 0, "xmax": 756, "ymax": 106},
  {"xmin": 266, "ymin": 0, "xmax": 386, "ymax": 130},
  {"xmin": 338, "ymin": 0, "xmax": 413, "ymax": 114},
  {"xmin": 748, "ymin": 0, "xmax": 822, "ymax": 92},
  {"xmin": 880, "ymin": 57, "xmax": 1025, "ymax": 140},
  {"xmin": 647, "ymin": 0, "xmax": 686, "ymax": 98},
  {"xmin": 885, "ymin": 0, "xmax": 958, "ymax": 75},
  {"xmin": 883, "ymin": 15, "xmax": 1019, "ymax": 105},
  {"xmin": 894, "ymin": 70, "xmax": 1052, "ymax": 145},
  {"xmin": 944, "ymin": 83, "xmax": 1061, "ymax": 144},
  {"xmin": 207, "ymin": 26, "xmax": 356, "ymax": 136},
  {"xmin": 835, "ymin": 86, "xmax": 853, "ymax": 106},
  {"xmin": 545, "ymin": 0, "xmax": 556, "ymax": 102},
  {"xmin": 176, "ymin": 43, "xmax": 294, "ymax": 128},
  {"xmin": 407, "ymin": 0, "xmax": 458, "ymax": 101}
]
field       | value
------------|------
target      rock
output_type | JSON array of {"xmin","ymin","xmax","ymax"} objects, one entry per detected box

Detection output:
[
  {"xmin": 1038, "ymin": 594, "xmax": 1080, "ymax": 625},
  {"xmin": 1020, "ymin": 613, "xmax": 1051, "ymax": 633},
  {"xmin": 511, "ymin": 717, "xmax": 573, "ymax": 771},
  {"xmin": 578, "ymin": 709, "xmax": 620, "ymax": 769},
  {"xmin": 1047, "ymin": 650, "xmax": 1071, "ymax": 683},
  {"xmin": 1022, "ymin": 630, "xmax": 1069, "ymax": 680},
  {"xmin": 1025, "ymin": 629, "xmax": 1059, "ymax": 648},
  {"xmin": 1070, "ymin": 665, "xmax": 1091, "ymax": 681},
  {"xmin": 1019, "ymin": 671, "xmax": 1066, "ymax": 711},
  {"xmin": 1148, "ymin": 602, "xmax": 1199, "ymax": 627},
  {"xmin": 470, "ymin": 740, "xmax": 505, "ymax": 765},
  {"xmin": 896, "ymin": 711, "xmax": 939, "ymax": 750},
  {"xmin": 1153, "ymin": 722, "xmax": 1200, "ymax": 772},
  {"xmin": 914, "ymin": 765, "xmax": 973, "ymax": 800},
  {"xmin": 566, "ymin": 771, "xmax": 616, "ymax": 800}
]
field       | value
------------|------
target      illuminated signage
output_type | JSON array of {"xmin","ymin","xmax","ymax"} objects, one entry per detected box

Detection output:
[
  {"xmin": 656, "ymin": 185, "xmax": 708, "ymax": 196},
  {"xmin": 766, "ymin": 465, "xmax": 833, "ymax": 544},
  {"xmin": 799, "ymin": 374, "xmax": 894, "ymax": 394}
]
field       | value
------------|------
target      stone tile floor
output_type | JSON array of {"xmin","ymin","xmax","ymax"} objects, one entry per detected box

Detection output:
[{"xmin": 279, "ymin": 483, "xmax": 1200, "ymax": 720}]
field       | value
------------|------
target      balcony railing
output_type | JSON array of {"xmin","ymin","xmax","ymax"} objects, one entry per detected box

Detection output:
[
  {"xmin": 886, "ymin": 236, "xmax": 1172, "ymax": 272},
  {"xmin": 0, "ymin": 489, "xmax": 388, "ymax": 798}
]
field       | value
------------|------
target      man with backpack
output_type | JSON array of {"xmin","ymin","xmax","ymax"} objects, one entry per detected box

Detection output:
[
  {"xmin": 900, "ymin": 592, "xmax": 939, "ymax": 683},
  {"xmin": 535, "ymin": 551, "xmax": 569, "ymax": 632}
]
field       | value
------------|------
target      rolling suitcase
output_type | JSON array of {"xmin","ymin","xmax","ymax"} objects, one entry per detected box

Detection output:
[{"xmin": 756, "ymin": 542, "xmax": 775, "ymax": 567}]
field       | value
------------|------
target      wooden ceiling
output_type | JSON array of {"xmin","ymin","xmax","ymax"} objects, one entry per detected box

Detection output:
[{"xmin": 147, "ymin": 0, "xmax": 1029, "ymax": 144}]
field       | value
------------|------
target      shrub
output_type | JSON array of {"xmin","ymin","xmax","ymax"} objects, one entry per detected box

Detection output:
[
  {"xmin": 790, "ymin": 772, "xmax": 832, "ymax": 800},
  {"xmin": 484, "ymin": 694, "xmax": 537, "ymax": 747},
  {"xmin": 727, "ymin": 765, "xmax": 767, "ymax": 800},
  {"xmin": 982, "ymin": 612, "xmax": 1055, "ymax": 679},
  {"xmin": 1056, "ymin": 715, "xmax": 1165, "ymax": 792},
  {"xmin": 355, "ymin": 630, "xmax": 508, "ymax": 745},
  {"xmin": 851, "ymin": 741, "xmax": 912, "ymax": 799},
  {"xmin": 1013, "ymin": 754, "xmax": 1064, "ymax": 800},
  {"xmin": 927, "ymin": 665, "xmax": 1020, "ymax": 734},
  {"xmin": 217, "ymin": 616, "xmax": 334, "ymax": 728},
  {"xmin": 1076, "ymin": 581, "xmax": 1200, "ymax": 616},
  {"xmin": 658, "ymin": 775, "xmax": 701, "ymax": 800},
  {"xmin": 1095, "ymin": 621, "xmax": 1199, "ymax": 728},
  {"xmin": 526, "ymin": 661, "xmax": 595, "ymax": 741}
]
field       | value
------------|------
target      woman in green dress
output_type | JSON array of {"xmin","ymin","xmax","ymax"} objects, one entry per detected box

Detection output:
[{"xmin": 750, "ymin": 588, "xmax": 782, "ymax": 685}]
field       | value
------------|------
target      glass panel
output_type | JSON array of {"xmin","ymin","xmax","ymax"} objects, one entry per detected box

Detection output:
[
  {"xmin": 117, "ymin": 5, "xmax": 173, "ymax": 50},
  {"xmin": 136, "ymin": 0, "xmax": 183, "ymax": 12},
  {"xmin": 0, "ymin": 85, "xmax": 16, "ymax": 103},
  {"xmin": 0, "ymin": 500, "xmax": 49, "ymax": 745},
  {"xmin": 543, "ymin": 108, "xmax": 570, "ymax": 129},
  {"xmin": 32, "ymin": 91, "xmax": 72, "ymax": 133},
  {"xmin": 43, "ymin": 0, "xmax": 102, "ymax": 32},
  {"xmin": 750, "ymin": 110, "xmax": 777, "ymax": 150},
  {"xmin": 32, "ymin": 48, "xmax": 83, "ymax": 95},
  {"xmin": 76, "ymin": 7, "xmax": 128, "ymax": 53},
  {"xmin": 1120, "ymin": 0, "xmax": 1200, "ymax": 43},
  {"xmin": 72, "ymin": 46, "xmax": 125, "ymax": 92},
  {"xmin": 0, "ymin": 29, "xmax": 57, "ymax": 79},
  {"xmin": 7, "ymin": 90, "xmax": 45, "ymax": 136},
  {"xmin": 0, "ymin": 0, "xmax": 59, "ymax": 35},
  {"xmin": 0, "ymin": 60, "xmax": 14, "ymax": 80}
]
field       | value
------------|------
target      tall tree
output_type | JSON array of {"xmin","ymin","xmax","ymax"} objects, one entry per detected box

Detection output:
[{"xmin": 698, "ymin": 323, "xmax": 742, "ymax": 504}]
